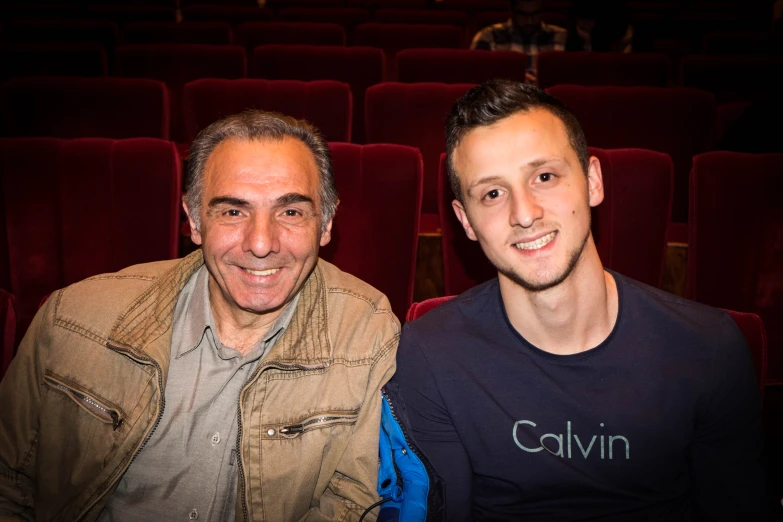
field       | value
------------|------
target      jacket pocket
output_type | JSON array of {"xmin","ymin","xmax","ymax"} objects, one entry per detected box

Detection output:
[
  {"xmin": 43, "ymin": 372, "xmax": 124, "ymax": 431},
  {"xmin": 277, "ymin": 410, "xmax": 359, "ymax": 438}
]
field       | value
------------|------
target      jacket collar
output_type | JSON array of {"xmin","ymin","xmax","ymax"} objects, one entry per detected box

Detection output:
[{"xmin": 107, "ymin": 250, "xmax": 332, "ymax": 379}]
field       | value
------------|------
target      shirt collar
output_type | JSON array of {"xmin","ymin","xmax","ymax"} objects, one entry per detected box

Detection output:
[{"xmin": 176, "ymin": 266, "xmax": 300, "ymax": 359}]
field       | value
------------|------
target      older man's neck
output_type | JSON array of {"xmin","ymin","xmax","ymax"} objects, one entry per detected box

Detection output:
[
  {"xmin": 208, "ymin": 295, "xmax": 285, "ymax": 356},
  {"xmin": 499, "ymin": 251, "xmax": 618, "ymax": 356}
]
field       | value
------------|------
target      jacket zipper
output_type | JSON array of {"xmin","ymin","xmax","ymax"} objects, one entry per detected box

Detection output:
[
  {"xmin": 236, "ymin": 361, "xmax": 323, "ymax": 522},
  {"xmin": 74, "ymin": 343, "xmax": 166, "ymax": 522},
  {"xmin": 381, "ymin": 387, "xmax": 441, "ymax": 522},
  {"xmin": 279, "ymin": 413, "xmax": 358, "ymax": 435},
  {"xmin": 43, "ymin": 376, "xmax": 123, "ymax": 430}
]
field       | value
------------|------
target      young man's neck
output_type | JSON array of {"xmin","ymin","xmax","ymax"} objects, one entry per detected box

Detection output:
[{"xmin": 499, "ymin": 246, "xmax": 618, "ymax": 356}]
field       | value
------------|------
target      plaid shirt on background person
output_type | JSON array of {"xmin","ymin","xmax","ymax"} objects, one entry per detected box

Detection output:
[{"xmin": 470, "ymin": 19, "xmax": 567, "ymax": 82}]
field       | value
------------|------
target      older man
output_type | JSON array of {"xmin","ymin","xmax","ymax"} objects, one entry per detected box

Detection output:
[
  {"xmin": 0, "ymin": 111, "xmax": 398, "ymax": 521},
  {"xmin": 385, "ymin": 80, "xmax": 764, "ymax": 521}
]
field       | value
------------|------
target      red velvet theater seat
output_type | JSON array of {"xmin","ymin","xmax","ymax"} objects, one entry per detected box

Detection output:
[
  {"xmin": 0, "ymin": 289, "xmax": 17, "ymax": 381},
  {"xmin": 181, "ymin": 5, "xmax": 274, "ymax": 25},
  {"xmin": 278, "ymin": 7, "xmax": 370, "ymax": 35},
  {"xmin": 364, "ymin": 82, "xmax": 475, "ymax": 233},
  {"xmin": 537, "ymin": 52, "xmax": 671, "ymax": 89},
  {"xmin": 0, "ymin": 77, "xmax": 170, "ymax": 139},
  {"xmin": 321, "ymin": 143, "xmax": 422, "ymax": 322},
  {"xmin": 183, "ymin": 79, "xmax": 352, "ymax": 144},
  {"xmin": 5, "ymin": 20, "xmax": 119, "ymax": 52},
  {"xmin": 436, "ymin": 0, "xmax": 509, "ymax": 13},
  {"xmin": 0, "ymin": 138, "xmax": 181, "ymax": 336},
  {"xmin": 235, "ymin": 22, "xmax": 345, "ymax": 50},
  {"xmin": 438, "ymin": 147, "xmax": 673, "ymax": 295},
  {"xmin": 687, "ymin": 152, "xmax": 783, "ymax": 384},
  {"xmin": 0, "ymin": 43, "xmax": 107, "ymax": 82},
  {"xmin": 115, "ymin": 44, "xmax": 247, "ymax": 142},
  {"xmin": 374, "ymin": 9, "xmax": 468, "ymax": 29},
  {"xmin": 354, "ymin": 23, "xmax": 464, "ymax": 80},
  {"xmin": 546, "ymin": 85, "xmax": 715, "ymax": 224},
  {"xmin": 123, "ymin": 21, "xmax": 233, "ymax": 45},
  {"xmin": 680, "ymin": 55, "xmax": 783, "ymax": 104},
  {"xmin": 86, "ymin": 5, "xmax": 177, "ymax": 24},
  {"xmin": 252, "ymin": 44, "xmax": 383, "ymax": 144},
  {"xmin": 396, "ymin": 48, "xmax": 526, "ymax": 84}
]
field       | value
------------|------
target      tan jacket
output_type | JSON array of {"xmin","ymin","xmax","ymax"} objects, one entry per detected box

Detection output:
[{"xmin": 0, "ymin": 251, "xmax": 399, "ymax": 521}]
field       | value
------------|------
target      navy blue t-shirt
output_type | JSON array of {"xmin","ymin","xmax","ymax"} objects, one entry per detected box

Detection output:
[{"xmin": 390, "ymin": 272, "xmax": 764, "ymax": 521}]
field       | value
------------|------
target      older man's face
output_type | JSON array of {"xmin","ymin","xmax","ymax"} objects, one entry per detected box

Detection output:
[{"xmin": 186, "ymin": 137, "xmax": 332, "ymax": 321}]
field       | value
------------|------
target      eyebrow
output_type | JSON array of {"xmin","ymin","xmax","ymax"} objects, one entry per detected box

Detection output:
[
  {"xmin": 465, "ymin": 158, "xmax": 567, "ymax": 194},
  {"xmin": 208, "ymin": 196, "xmax": 249, "ymax": 208},
  {"xmin": 277, "ymin": 193, "xmax": 314, "ymax": 207}
]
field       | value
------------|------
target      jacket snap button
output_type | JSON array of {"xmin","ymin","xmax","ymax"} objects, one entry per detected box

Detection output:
[
  {"xmin": 267, "ymin": 428, "xmax": 276, "ymax": 436},
  {"xmin": 189, "ymin": 509, "xmax": 199, "ymax": 520},
  {"xmin": 211, "ymin": 433, "xmax": 220, "ymax": 445}
]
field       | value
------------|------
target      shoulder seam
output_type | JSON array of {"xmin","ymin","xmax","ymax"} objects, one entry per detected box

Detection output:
[{"xmin": 328, "ymin": 287, "xmax": 398, "ymax": 324}]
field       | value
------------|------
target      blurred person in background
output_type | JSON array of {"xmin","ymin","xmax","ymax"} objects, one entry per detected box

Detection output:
[
  {"xmin": 471, "ymin": 0, "xmax": 567, "ymax": 82},
  {"xmin": 566, "ymin": 0, "xmax": 633, "ymax": 52}
]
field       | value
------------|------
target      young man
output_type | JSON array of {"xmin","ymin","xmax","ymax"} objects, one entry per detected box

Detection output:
[
  {"xmin": 0, "ymin": 111, "xmax": 398, "ymax": 521},
  {"xmin": 386, "ymin": 80, "xmax": 764, "ymax": 521}
]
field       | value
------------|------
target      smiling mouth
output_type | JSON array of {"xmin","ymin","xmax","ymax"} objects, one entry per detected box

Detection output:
[
  {"xmin": 242, "ymin": 267, "xmax": 280, "ymax": 276},
  {"xmin": 514, "ymin": 231, "xmax": 557, "ymax": 251}
]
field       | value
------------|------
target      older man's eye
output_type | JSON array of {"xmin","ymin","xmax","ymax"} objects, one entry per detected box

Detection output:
[
  {"xmin": 283, "ymin": 209, "xmax": 302, "ymax": 217},
  {"xmin": 225, "ymin": 209, "xmax": 242, "ymax": 217}
]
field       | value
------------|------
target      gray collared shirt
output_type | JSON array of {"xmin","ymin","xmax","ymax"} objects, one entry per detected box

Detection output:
[{"xmin": 99, "ymin": 266, "xmax": 299, "ymax": 522}]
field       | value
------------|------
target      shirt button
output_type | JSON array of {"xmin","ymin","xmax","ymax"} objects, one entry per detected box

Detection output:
[
  {"xmin": 189, "ymin": 509, "xmax": 199, "ymax": 520},
  {"xmin": 211, "ymin": 432, "xmax": 221, "ymax": 445},
  {"xmin": 267, "ymin": 428, "xmax": 276, "ymax": 436}
]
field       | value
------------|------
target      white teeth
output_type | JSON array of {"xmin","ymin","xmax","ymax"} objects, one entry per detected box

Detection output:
[
  {"xmin": 243, "ymin": 268, "xmax": 279, "ymax": 276},
  {"xmin": 514, "ymin": 231, "xmax": 556, "ymax": 250}
]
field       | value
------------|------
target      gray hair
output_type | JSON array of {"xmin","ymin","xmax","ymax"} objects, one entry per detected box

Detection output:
[{"xmin": 185, "ymin": 110, "xmax": 338, "ymax": 231}]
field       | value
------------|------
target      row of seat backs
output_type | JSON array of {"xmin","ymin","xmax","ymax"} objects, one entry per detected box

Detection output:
[
  {"xmin": 405, "ymin": 295, "xmax": 769, "ymax": 392},
  {"xmin": 0, "ymin": 77, "xmax": 752, "ymax": 225},
  {"xmin": 0, "ymin": 138, "xmax": 423, "ymax": 332}
]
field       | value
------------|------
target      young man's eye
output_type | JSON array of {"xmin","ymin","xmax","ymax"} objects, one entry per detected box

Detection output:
[
  {"xmin": 484, "ymin": 189, "xmax": 503, "ymax": 200},
  {"xmin": 537, "ymin": 172, "xmax": 554, "ymax": 182}
]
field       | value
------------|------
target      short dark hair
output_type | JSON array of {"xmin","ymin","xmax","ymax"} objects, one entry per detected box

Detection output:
[
  {"xmin": 445, "ymin": 79, "xmax": 589, "ymax": 202},
  {"xmin": 185, "ymin": 110, "xmax": 338, "ymax": 232}
]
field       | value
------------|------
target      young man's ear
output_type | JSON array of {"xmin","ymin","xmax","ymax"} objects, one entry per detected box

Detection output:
[
  {"xmin": 182, "ymin": 197, "xmax": 203, "ymax": 246},
  {"xmin": 586, "ymin": 156, "xmax": 604, "ymax": 208},
  {"xmin": 452, "ymin": 199, "xmax": 478, "ymax": 242}
]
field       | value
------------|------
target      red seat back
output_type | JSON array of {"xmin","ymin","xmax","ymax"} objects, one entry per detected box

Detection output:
[
  {"xmin": 364, "ymin": 82, "xmax": 475, "ymax": 227},
  {"xmin": 688, "ymin": 152, "xmax": 783, "ymax": 383},
  {"xmin": 86, "ymin": 5, "xmax": 177, "ymax": 24},
  {"xmin": 354, "ymin": 23, "xmax": 463, "ymax": 79},
  {"xmin": 546, "ymin": 85, "xmax": 715, "ymax": 223},
  {"xmin": 278, "ymin": 7, "xmax": 370, "ymax": 36},
  {"xmin": 183, "ymin": 79, "xmax": 352, "ymax": 144},
  {"xmin": 0, "ymin": 77, "xmax": 170, "ymax": 140},
  {"xmin": 181, "ymin": 5, "xmax": 274, "ymax": 25},
  {"xmin": 397, "ymin": 48, "xmax": 526, "ymax": 84},
  {"xmin": 235, "ymin": 22, "xmax": 345, "ymax": 50},
  {"xmin": 375, "ymin": 9, "xmax": 468, "ymax": 29},
  {"xmin": 252, "ymin": 45, "xmax": 384, "ymax": 144},
  {"xmin": 439, "ymin": 147, "xmax": 673, "ymax": 295},
  {"xmin": 0, "ymin": 138, "xmax": 181, "ymax": 335},
  {"xmin": 0, "ymin": 43, "xmax": 107, "ymax": 82},
  {"xmin": 0, "ymin": 289, "xmax": 17, "ymax": 382},
  {"xmin": 123, "ymin": 21, "xmax": 233, "ymax": 45},
  {"xmin": 680, "ymin": 55, "xmax": 783, "ymax": 104},
  {"xmin": 537, "ymin": 52, "xmax": 670, "ymax": 89},
  {"xmin": 115, "ymin": 44, "xmax": 247, "ymax": 142},
  {"xmin": 322, "ymin": 143, "xmax": 422, "ymax": 322}
]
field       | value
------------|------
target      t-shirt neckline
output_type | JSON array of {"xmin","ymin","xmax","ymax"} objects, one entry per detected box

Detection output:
[{"xmin": 497, "ymin": 270, "xmax": 625, "ymax": 362}]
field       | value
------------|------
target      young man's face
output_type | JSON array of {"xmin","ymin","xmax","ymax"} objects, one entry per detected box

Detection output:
[
  {"xmin": 452, "ymin": 109, "xmax": 603, "ymax": 292},
  {"xmin": 185, "ymin": 137, "xmax": 332, "ymax": 320}
]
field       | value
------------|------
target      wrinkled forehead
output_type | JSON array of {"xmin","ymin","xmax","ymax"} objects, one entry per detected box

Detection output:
[{"xmin": 203, "ymin": 137, "xmax": 321, "ymax": 198}]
